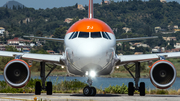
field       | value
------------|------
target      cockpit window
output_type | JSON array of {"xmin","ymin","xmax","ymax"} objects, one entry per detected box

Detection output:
[
  {"xmin": 105, "ymin": 32, "xmax": 111, "ymax": 39},
  {"xmin": 102, "ymin": 32, "xmax": 108, "ymax": 39},
  {"xmin": 78, "ymin": 32, "xmax": 89, "ymax": 38},
  {"xmin": 72, "ymin": 32, "xmax": 78, "ymax": 39},
  {"xmin": 69, "ymin": 32, "xmax": 75, "ymax": 39},
  {"xmin": 69, "ymin": 31, "xmax": 111, "ymax": 39},
  {"xmin": 102, "ymin": 32, "xmax": 111, "ymax": 40},
  {"xmin": 91, "ymin": 32, "xmax": 101, "ymax": 38}
]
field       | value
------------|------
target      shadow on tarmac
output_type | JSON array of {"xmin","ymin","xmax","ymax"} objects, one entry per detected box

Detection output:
[
  {"xmin": 70, "ymin": 94, "xmax": 121, "ymax": 97},
  {"xmin": 150, "ymin": 95, "xmax": 180, "ymax": 97}
]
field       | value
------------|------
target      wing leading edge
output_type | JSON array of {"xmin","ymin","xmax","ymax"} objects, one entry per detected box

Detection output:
[
  {"xmin": 0, "ymin": 51, "xmax": 65, "ymax": 64},
  {"xmin": 24, "ymin": 36, "xmax": 64, "ymax": 42},
  {"xmin": 115, "ymin": 52, "xmax": 180, "ymax": 66},
  {"xmin": 116, "ymin": 36, "xmax": 158, "ymax": 42}
]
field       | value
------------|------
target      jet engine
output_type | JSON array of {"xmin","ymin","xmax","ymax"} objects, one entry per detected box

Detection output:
[
  {"xmin": 150, "ymin": 60, "xmax": 176, "ymax": 89},
  {"xmin": 4, "ymin": 59, "xmax": 31, "ymax": 88}
]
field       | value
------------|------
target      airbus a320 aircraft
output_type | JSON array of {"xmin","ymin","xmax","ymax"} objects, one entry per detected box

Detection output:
[{"xmin": 1, "ymin": 0, "xmax": 178, "ymax": 96}]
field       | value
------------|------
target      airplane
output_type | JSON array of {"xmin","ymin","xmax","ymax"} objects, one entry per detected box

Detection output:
[{"xmin": 1, "ymin": 0, "xmax": 177, "ymax": 96}]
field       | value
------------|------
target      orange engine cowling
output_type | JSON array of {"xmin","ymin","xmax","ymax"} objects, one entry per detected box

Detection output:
[
  {"xmin": 3, "ymin": 59, "xmax": 31, "ymax": 88},
  {"xmin": 150, "ymin": 60, "xmax": 176, "ymax": 89}
]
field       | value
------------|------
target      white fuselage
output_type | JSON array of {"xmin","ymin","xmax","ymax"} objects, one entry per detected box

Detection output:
[{"xmin": 64, "ymin": 32, "xmax": 116, "ymax": 76}]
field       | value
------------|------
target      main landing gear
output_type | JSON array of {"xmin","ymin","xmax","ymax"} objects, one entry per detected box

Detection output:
[
  {"xmin": 124, "ymin": 62, "xmax": 145, "ymax": 96},
  {"xmin": 83, "ymin": 77, "xmax": 96, "ymax": 96},
  {"xmin": 35, "ymin": 62, "xmax": 56, "ymax": 95}
]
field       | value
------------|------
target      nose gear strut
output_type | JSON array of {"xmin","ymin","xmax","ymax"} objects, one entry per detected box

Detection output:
[{"xmin": 83, "ymin": 74, "xmax": 96, "ymax": 96}]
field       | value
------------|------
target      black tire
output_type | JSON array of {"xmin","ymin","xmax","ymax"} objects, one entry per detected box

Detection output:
[
  {"xmin": 90, "ymin": 87, "xmax": 96, "ymax": 96},
  {"xmin": 46, "ymin": 82, "xmax": 52, "ymax": 95},
  {"xmin": 35, "ymin": 81, "xmax": 41, "ymax": 95},
  {"xmin": 139, "ymin": 82, "xmax": 145, "ymax": 96},
  {"xmin": 128, "ymin": 82, "xmax": 134, "ymax": 96},
  {"xmin": 83, "ymin": 86, "xmax": 91, "ymax": 96}
]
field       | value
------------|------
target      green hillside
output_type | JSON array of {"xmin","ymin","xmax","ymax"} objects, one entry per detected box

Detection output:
[
  {"xmin": 3, "ymin": 0, "xmax": 25, "ymax": 9},
  {"xmin": 0, "ymin": 0, "xmax": 180, "ymax": 53}
]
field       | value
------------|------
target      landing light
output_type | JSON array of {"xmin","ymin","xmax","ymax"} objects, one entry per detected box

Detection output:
[
  {"xmin": 116, "ymin": 66, "xmax": 119, "ymax": 69},
  {"xmin": 90, "ymin": 71, "xmax": 96, "ymax": 78},
  {"xmin": 85, "ymin": 71, "xmax": 88, "ymax": 76},
  {"xmin": 61, "ymin": 66, "xmax": 64, "ymax": 69}
]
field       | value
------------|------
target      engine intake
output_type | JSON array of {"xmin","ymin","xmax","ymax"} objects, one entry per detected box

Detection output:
[
  {"xmin": 150, "ymin": 60, "xmax": 176, "ymax": 89},
  {"xmin": 4, "ymin": 59, "xmax": 31, "ymax": 88}
]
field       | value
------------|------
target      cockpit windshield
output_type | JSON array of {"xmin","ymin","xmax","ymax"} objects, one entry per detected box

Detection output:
[
  {"xmin": 69, "ymin": 31, "xmax": 111, "ymax": 40},
  {"xmin": 78, "ymin": 32, "xmax": 89, "ymax": 38},
  {"xmin": 91, "ymin": 32, "xmax": 101, "ymax": 38},
  {"xmin": 72, "ymin": 32, "xmax": 78, "ymax": 39},
  {"xmin": 104, "ymin": 32, "xmax": 111, "ymax": 40},
  {"xmin": 102, "ymin": 32, "xmax": 108, "ymax": 39}
]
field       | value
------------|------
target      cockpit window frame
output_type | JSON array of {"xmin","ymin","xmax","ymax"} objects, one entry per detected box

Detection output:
[
  {"xmin": 102, "ymin": 32, "xmax": 111, "ymax": 40},
  {"xmin": 105, "ymin": 32, "xmax": 111, "ymax": 40},
  {"xmin": 102, "ymin": 32, "xmax": 108, "ymax": 39},
  {"xmin": 69, "ymin": 32, "xmax": 75, "ymax": 39},
  {"xmin": 91, "ymin": 32, "xmax": 102, "ymax": 38},
  {"xmin": 69, "ymin": 31, "xmax": 112, "ymax": 40},
  {"xmin": 78, "ymin": 32, "xmax": 90, "ymax": 38},
  {"xmin": 71, "ymin": 32, "xmax": 78, "ymax": 39}
]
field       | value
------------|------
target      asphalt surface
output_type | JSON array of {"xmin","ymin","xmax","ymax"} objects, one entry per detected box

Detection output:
[{"xmin": 0, "ymin": 93, "xmax": 180, "ymax": 101}]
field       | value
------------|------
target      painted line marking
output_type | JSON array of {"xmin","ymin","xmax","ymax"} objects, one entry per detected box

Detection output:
[
  {"xmin": 0, "ymin": 97, "xmax": 33, "ymax": 101},
  {"xmin": 33, "ymin": 95, "xmax": 96, "ymax": 101}
]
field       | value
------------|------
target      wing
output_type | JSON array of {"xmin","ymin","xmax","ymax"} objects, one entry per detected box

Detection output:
[
  {"xmin": 23, "ymin": 36, "xmax": 64, "ymax": 42},
  {"xmin": 0, "ymin": 51, "xmax": 65, "ymax": 65},
  {"xmin": 116, "ymin": 36, "xmax": 158, "ymax": 42},
  {"xmin": 115, "ymin": 52, "xmax": 180, "ymax": 66}
]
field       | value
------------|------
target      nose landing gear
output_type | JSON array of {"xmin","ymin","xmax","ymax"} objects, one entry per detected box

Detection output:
[{"xmin": 83, "ymin": 77, "xmax": 97, "ymax": 96}]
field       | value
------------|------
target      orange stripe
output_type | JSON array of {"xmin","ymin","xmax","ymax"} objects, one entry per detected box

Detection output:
[
  {"xmin": 150, "ymin": 60, "xmax": 175, "ymax": 69},
  {"xmin": 4, "ymin": 59, "xmax": 30, "ymax": 69},
  {"xmin": 66, "ymin": 18, "xmax": 114, "ymax": 34}
]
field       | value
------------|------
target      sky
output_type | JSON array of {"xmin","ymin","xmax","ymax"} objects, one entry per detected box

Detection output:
[{"xmin": 0, "ymin": 0, "xmax": 180, "ymax": 9}]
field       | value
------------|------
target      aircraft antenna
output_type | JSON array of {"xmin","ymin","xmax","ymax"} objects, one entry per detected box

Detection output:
[{"xmin": 88, "ymin": 0, "xmax": 94, "ymax": 18}]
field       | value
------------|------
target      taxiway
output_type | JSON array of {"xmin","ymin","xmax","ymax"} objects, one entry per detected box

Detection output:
[{"xmin": 0, "ymin": 93, "xmax": 179, "ymax": 101}]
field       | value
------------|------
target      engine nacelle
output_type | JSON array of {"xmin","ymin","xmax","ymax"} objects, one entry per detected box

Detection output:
[
  {"xmin": 4, "ymin": 59, "xmax": 31, "ymax": 88},
  {"xmin": 150, "ymin": 60, "xmax": 176, "ymax": 89}
]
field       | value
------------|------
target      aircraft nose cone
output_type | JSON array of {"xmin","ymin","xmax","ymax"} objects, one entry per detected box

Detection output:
[
  {"xmin": 74, "ymin": 42, "xmax": 106, "ymax": 71},
  {"xmin": 78, "ymin": 42, "xmax": 103, "ymax": 58}
]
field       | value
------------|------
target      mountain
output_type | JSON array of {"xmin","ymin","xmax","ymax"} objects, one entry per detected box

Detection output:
[{"xmin": 3, "ymin": 0, "xmax": 25, "ymax": 9}]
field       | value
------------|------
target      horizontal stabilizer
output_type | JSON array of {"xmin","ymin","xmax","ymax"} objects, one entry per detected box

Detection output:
[
  {"xmin": 116, "ymin": 36, "xmax": 158, "ymax": 42},
  {"xmin": 24, "ymin": 36, "xmax": 64, "ymax": 42}
]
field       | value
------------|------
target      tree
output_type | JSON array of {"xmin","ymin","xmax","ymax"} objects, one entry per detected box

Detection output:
[
  {"xmin": 53, "ymin": 26, "xmax": 67, "ymax": 38},
  {"xmin": 75, "ymin": 3, "xmax": 78, "ymax": 8},
  {"xmin": 170, "ymin": 39, "xmax": 175, "ymax": 49},
  {"xmin": 102, "ymin": 0, "xmax": 105, "ymax": 4},
  {"xmin": 144, "ymin": 26, "xmax": 152, "ymax": 36},
  {"xmin": 36, "ymin": 31, "xmax": 43, "ymax": 37},
  {"xmin": 13, "ymin": 5, "xmax": 16, "ymax": 10},
  {"xmin": 5, "ymin": 46, "xmax": 18, "ymax": 52}
]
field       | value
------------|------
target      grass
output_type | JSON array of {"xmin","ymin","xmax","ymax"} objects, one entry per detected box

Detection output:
[
  {"xmin": 110, "ymin": 71, "xmax": 149, "ymax": 78},
  {"xmin": 31, "ymin": 71, "xmax": 67, "ymax": 76},
  {"xmin": 0, "ymin": 78, "xmax": 180, "ymax": 95}
]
